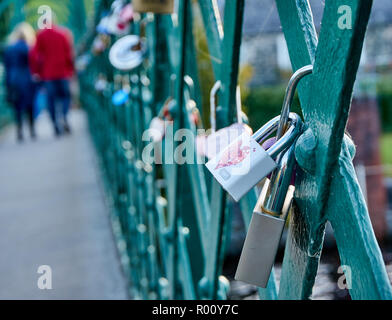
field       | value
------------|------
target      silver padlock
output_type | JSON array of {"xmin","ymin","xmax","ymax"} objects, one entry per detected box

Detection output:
[
  {"xmin": 205, "ymin": 112, "xmax": 302, "ymax": 201},
  {"xmin": 205, "ymin": 65, "xmax": 312, "ymax": 202},
  {"xmin": 235, "ymin": 141, "xmax": 297, "ymax": 288}
]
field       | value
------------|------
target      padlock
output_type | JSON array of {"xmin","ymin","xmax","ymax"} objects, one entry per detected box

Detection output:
[
  {"xmin": 187, "ymin": 100, "xmax": 202, "ymax": 128},
  {"xmin": 196, "ymin": 81, "xmax": 253, "ymax": 159},
  {"xmin": 235, "ymin": 142, "xmax": 297, "ymax": 288},
  {"xmin": 133, "ymin": 0, "xmax": 174, "ymax": 14},
  {"xmin": 183, "ymin": 76, "xmax": 203, "ymax": 128},
  {"xmin": 117, "ymin": 4, "xmax": 134, "ymax": 30},
  {"xmin": 94, "ymin": 73, "xmax": 108, "ymax": 93},
  {"xmin": 112, "ymin": 89, "xmax": 129, "ymax": 106},
  {"xmin": 106, "ymin": 11, "xmax": 130, "ymax": 36},
  {"xmin": 276, "ymin": 64, "xmax": 313, "ymax": 139},
  {"xmin": 109, "ymin": 35, "xmax": 146, "ymax": 71},
  {"xmin": 75, "ymin": 54, "xmax": 92, "ymax": 72},
  {"xmin": 96, "ymin": 1, "xmax": 130, "ymax": 36},
  {"xmin": 96, "ymin": 16, "xmax": 111, "ymax": 35},
  {"xmin": 92, "ymin": 34, "xmax": 111, "ymax": 55},
  {"xmin": 148, "ymin": 75, "xmax": 176, "ymax": 142},
  {"xmin": 112, "ymin": 75, "xmax": 130, "ymax": 106},
  {"xmin": 205, "ymin": 112, "xmax": 302, "ymax": 202},
  {"xmin": 205, "ymin": 65, "xmax": 312, "ymax": 201},
  {"xmin": 148, "ymin": 99, "xmax": 175, "ymax": 142},
  {"xmin": 234, "ymin": 64, "xmax": 312, "ymax": 285}
]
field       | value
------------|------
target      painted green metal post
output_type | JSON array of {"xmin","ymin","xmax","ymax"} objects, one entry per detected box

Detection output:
[
  {"xmin": 275, "ymin": 0, "xmax": 392, "ymax": 299},
  {"xmin": 77, "ymin": 0, "xmax": 392, "ymax": 301}
]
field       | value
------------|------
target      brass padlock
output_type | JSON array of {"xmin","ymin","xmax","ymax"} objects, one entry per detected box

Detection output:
[
  {"xmin": 235, "ymin": 141, "xmax": 297, "ymax": 288},
  {"xmin": 132, "ymin": 0, "xmax": 174, "ymax": 14}
]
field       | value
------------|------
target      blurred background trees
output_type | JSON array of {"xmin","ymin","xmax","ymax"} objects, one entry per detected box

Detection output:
[{"xmin": 0, "ymin": 0, "xmax": 96, "ymax": 43}]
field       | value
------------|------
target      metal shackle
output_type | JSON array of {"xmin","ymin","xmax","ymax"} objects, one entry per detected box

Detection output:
[
  {"xmin": 205, "ymin": 112, "xmax": 302, "ymax": 202},
  {"xmin": 183, "ymin": 76, "xmax": 201, "ymax": 128},
  {"xmin": 235, "ymin": 139, "xmax": 299, "ymax": 288},
  {"xmin": 157, "ymin": 74, "xmax": 177, "ymax": 119},
  {"xmin": 184, "ymin": 75, "xmax": 195, "ymax": 100},
  {"xmin": 210, "ymin": 80, "xmax": 221, "ymax": 133},
  {"xmin": 209, "ymin": 81, "xmax": 244, "ymax": 133},
  {"xmin": 261, "ymin": 141, "xmax": 297, "ymax": 218},
  {"xmin": 276, "ymin": 65, "xmax": 313, "ymax": 139},
  {"xmin": 133, "ymin": 12, "xmax": 153, "ymax": 37},
  {"xmin": 252, "ymin": 112, "xmax": 303, "ymax": 159}
]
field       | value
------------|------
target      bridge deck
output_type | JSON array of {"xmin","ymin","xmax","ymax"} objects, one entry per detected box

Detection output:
[{"xmin": 0, "ymin": 110, "xmax": 128, "ymax": 299}]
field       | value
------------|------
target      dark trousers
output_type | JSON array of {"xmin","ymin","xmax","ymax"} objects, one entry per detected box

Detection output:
[
  {"xmin": 9, "ymin": 85, "xmax": 36, "ymax": 139},
  {"xmin": 14, "ymin": 102, "xmax": 35, "ymax": 138},
  {"xmin": 44, "ymin": 79, "xmax": 71, "ymax": 131}
]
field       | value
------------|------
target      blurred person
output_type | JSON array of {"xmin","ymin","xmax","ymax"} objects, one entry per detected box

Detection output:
[
  {"xmin": 3, "ymin": 22, "xmax": 37, "ymax": 142},
  {"xmin": 30, "ymin": 22, "xmax": 75, "ymax": 136}
]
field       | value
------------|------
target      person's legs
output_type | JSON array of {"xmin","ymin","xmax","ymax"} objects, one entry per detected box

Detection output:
[
  {"xmin": 26, "ymin": 82, "xmax": 36, "ymax": 139},
  {"xmin": 56, "ymin": 79, "xmax": 71, "ymax": 133},
  {"xmin": 44, "ymin": 81, "xmax": 60, "ymax": 136},
  {"xmin": 26, "ymin": 103, "xmax": 36, "ymax": 139},
  {"xmin": 14, "ymin": 103, "xmax": 23, "ymax": 142},
  {"xmin": 8, "ymin": 87, "xmax": 23, "ymax": 141}
]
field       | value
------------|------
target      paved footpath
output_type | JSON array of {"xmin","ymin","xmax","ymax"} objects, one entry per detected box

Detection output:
[{"xmin": 0, "ymin": 110, "xmax": 128, "ymax": 299}]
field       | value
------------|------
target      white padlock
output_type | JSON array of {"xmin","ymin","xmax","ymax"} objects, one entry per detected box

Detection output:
[
  {"xmin": 196, "ymin": 81, "xmax": 253, "ymax": 159},
  {"xmin": 148, "ymin": 97, "xmax": 175, "ymax": 142},
  {"xmin": 94, "ymin": 73, "xmax": 108, "ymax": 93},
  {"xmin": 96, "ymin": 1, "xmax": 132, "ymax": 36},
  {"xmin": 205, "ymin": 113, "xmax": 302, "ymax": 202},
  {"xmin": 109, "ymin": 35, "xmax": 146, "ymax": 71}
]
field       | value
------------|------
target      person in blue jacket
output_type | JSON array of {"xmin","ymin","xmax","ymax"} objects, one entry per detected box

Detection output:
[{"xmin": 3, "ymin": 22, "xmax": 37, "ymax": 142}]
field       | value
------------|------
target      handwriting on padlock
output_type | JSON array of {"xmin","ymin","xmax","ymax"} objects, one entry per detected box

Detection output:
[
  {"xmin": 234, "ymin": 65, "xmax": 312, "ymax": 287},
  {"xmin": 206, "ymin": 130, "xmax": 277, "ymax": 202},
  {"xmin": 206, "ymin": 113, "xmax": 302, "ymax": 202},
  {"xmin": 196, "ymin": 123, "xmax": 253, "ymax": 160},
  {"xmin": 197, "ymin": 82, "xmax": 253, "ymax": 159},
  {"xmin": 214, "ymin": 139, "xmax": 251, "ymax": 170}
]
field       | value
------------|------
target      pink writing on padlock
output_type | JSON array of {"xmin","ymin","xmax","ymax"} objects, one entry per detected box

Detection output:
[{"xmin": 196, "ymin": 82, "xmax": 253, "ymax": 159}]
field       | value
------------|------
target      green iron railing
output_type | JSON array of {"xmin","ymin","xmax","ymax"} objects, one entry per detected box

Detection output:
[
  {"xmin": 0, "ymin": 64, "xmax": 12, "ymax": 130},
  {"xmin": 79, "ymin": 0, "xmax": 392, "ymax": 300}
]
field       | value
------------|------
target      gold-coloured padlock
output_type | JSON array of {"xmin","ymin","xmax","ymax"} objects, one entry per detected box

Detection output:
[{"xmin": 132, "ymin": 0, "xmax": 174, "ymax": 14}]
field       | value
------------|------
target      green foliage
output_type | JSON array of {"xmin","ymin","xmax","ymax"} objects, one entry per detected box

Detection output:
[
  {"xmin": 377, "ymin": 74, "xmax": 392, "ymax": 132},
  {"xmin": 192, "ymin": 9, "xmax": 298, "ymax": 134},
  {"xmin": 381, "ymin": 134, "xmax": 392, "ymax": 170},
  {"xmin": 245, "ymin": 73, "xmax": 392, "ymax": 136},
  {"xmin": 192, "ymin": 5, "xmax": 255, "ymax": 129},
  {"xmin": 0, "ymin": 65, "xmax": 12, "ymax": 129},
  {"xmin": 0, "ymin": 3, "xmax": 11, "ymax": 43},
  {"xmin": 192, "ymin": 4, "xmax": 215, "ymax": 127},
  {"xmin": 23, "ymin": 0, "xmax": 93, "ymax": 42}
]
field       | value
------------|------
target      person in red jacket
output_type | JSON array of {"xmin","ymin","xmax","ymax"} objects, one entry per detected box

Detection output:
[{"xmin": 30, "ymin": 25, "xmax": 74, "ymax": 136}]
